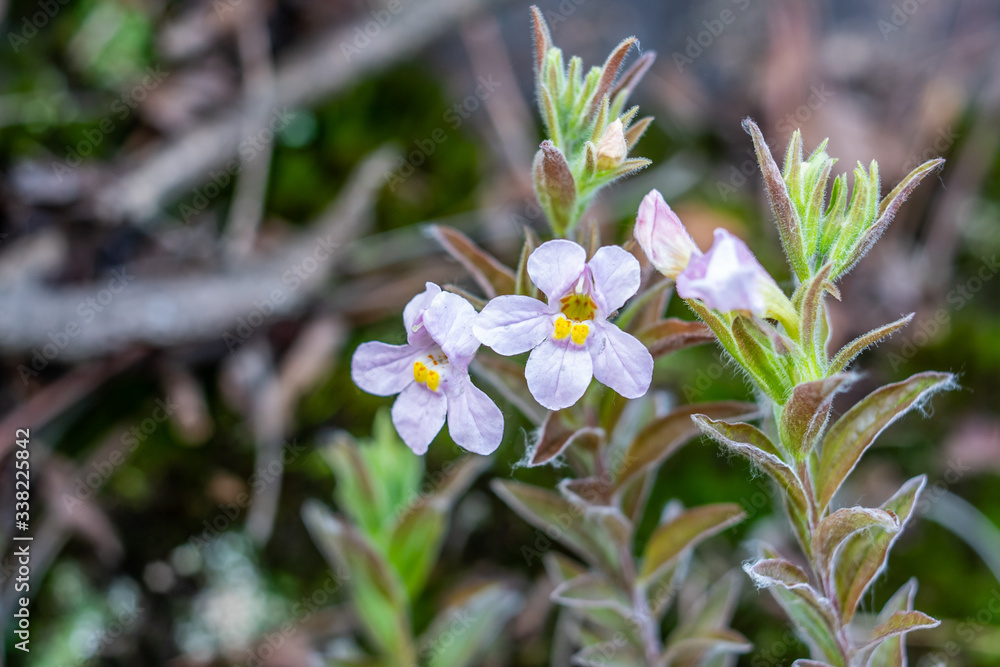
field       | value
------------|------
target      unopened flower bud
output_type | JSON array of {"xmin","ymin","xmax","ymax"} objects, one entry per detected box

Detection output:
[
  {"xmin": 595, "ymin": 119, "xmax": 628, "ymax": 171},
  {"xmin": 634, "ymin": 189, "xmax": 701, "ymax": 279}
]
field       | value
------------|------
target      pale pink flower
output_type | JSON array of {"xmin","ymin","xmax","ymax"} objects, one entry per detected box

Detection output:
[
  {"xmin": 473, "ymin": 240, "xmax": 653, "ymax": 411},
  {"xmin": 351, "ymin": 283, "xmax": 503, "ymax": 455}
]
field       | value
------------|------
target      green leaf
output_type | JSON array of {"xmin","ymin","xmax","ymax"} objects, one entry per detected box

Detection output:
[
  {"xmin": 863, "ymin": 610, "xmax": 940, "ymax": 650},
  {"xmin": 639, "ymin": 503, "xmax": 746, "ymax": 582},
  {"xmin": 812, "ymin": 507, "xmax": 898, "ymax": 576},
  {"xmin": 658, "ymin": 629, "xmax": 752, "ymax": 667},
  {"xmin": 779, "ymin": 373, "xmax": 857, "ymax": 460},
  {"xmin": 551, "ymin": 573, "xmax": 631, "ymax": 616},
  {"xmin": 797, "ymin": 263, "xmax": 834, "ymax": 369},
  {"xmin": 815, "ymin": 372, "xmax": 954, "ymax": 511},
  {"xmin": 615, "ymin": 402, "xmax": 758, "ymax": 488},
  {"xmin": 387, "ymin": 456, "xmax": 489, "ymax": 597},
  {"xmin": 669, "ymin": 571, "xmax": 743, "ymax": 643},
  {"xmin": 839, "ymin": 158, "xmax": 944, "ymax": 276},
  {"xmin": 868, "ymin": 579, "xmax": 918, "ymax": 667},
  {"xmin": 731, "ymin": 317, "xmax": 793, "ymax": 402},
  {"xmin": 636, "ymin": 318, "xmax": 715, "ymax": 359},
  {"xmin": 693, "ymin": 416, "xmax": 811, "ymax": 552},
  {"xmin": 490, "ymin": 479, "xmax": 617, "ymax": 572},
  {"xmin": 832, "ymin": 476, "xmax": 925, "ymax": 624},
  {"xmin": 827, "ymin": 314, "xmax": 914, "ymax": 375},
  {"xmin": 302, "ymin": 502, "xmax": 414, "ymax": 664},
  {"xmin": 422, "ymin": 582, "xmax": 522, "ymax": 667},
  {"xmin": 744, "ymin": 556, "xmax": 844, "ymax": 667},
  {"xmin": 429, "ymin": 225, "xmax": 516, "ymax": 298},
  {"xmin": 572, "ymin": 641, "xmax": 644, "ymax": 667}
]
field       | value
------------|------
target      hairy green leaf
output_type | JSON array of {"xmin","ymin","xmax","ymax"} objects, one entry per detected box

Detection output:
[
  {"xmin": 832, "ymin": 476, "xmax": 925, "ymax": 624},
  {"xmin": 639, "ymin": 503, "xmax": 745, "ymax": 582},
  {"xmin": 615, "ymin": 402, "xmax": 758, "ymax": 488},
  {"xmin": 816, "ymin": 372, "xmax": 954, "ymax": 511}
]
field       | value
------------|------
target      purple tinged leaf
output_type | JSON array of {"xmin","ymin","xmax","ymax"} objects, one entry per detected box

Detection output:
[
  {"xmin": 745, "ymin": 558, "xmax": 810, "ymax": 587},
  {"xmin": 429, "ymin": 225, "xmax": 516, "ymax": 298},
  {"xmin": 693, "ymin": 416, "xmax": 812, "ymax": 554},
  {"xmin": 573, "ymin": 642, "xmax": 644, "ymax": 667},
  {"xmin": 778, "ymin": 373, "xmax": 857, "ymax": 460},
  {"xmin": 533, "ymin": 140, "xmax": 576, "ymax": 232},
  {"xmin": 529, "ymin": 6, "xmax": 553, "ymax": 76},
  {"xmin": 658, "ymin": 629, "xmax": 752, "ymax": 667},
  {"xmin": 868, "ymin": 578, "xmax": 918, "ymax": 667},
  {"xmin": 615, "ymin": 402, "xmax": 759, "ymax": 488},
  {"xmin": 670, "ymin": 570, "xmax": 743, "ymax": 640},
  {"xmin": 638, "ymin": 503, "xmax": 746, "ymax": 582},
  {"xmin": 490, "ymin": 479, "xmax": 618, "ymax": 573},
  {"xmin": 743, "ymin": 118, "xmax": 808, "ymax": 281},
  {"xmin": 832, "ymin": 476, "xmax": 926, "ymax": 624},
  {"xmin": 797, "ymin": 263, "xmax": 834, "ymax": 360},
  {"xmin": 588, "ymin": 36, "xmax": 637, "ymax": 116},
  {"xmin": 828, "ymin": 313, "xmax": 914, "ymax": 375},
  {"xmin": 745, "ymin": 552, "xmax": 845, "ymax": 667},
  {"xmin": 816, "ymin": 372, "xmax": 955, "ymax": 511},
  {"xmin": 636, "ymin": 318, "xmax": 715, "ymax": 359},
  {"xmin": 529, "ymin": 409, "xmax": 604, "ymax": 467},
  {"xmin": 812, "ymin": 507, "xmax": 899, "ymax": 577},
  {"xmin": 791, "ymin": 661, "xmax": 836, "ymax": 667},
  {"xmin": 422, "ymin": 582, "xmax": 522, "ymax": 667},
  {"xmin": 550, "ymin": 573, "xmax": 631, "ymax": 615},
  {"xmin": 559, "ymin": 476, "xmax": 615, "ymax": 507},
  {"xmin": 863, "ymin": 611, "xmax": 940, "ymax": 650},
  {"xmin": 609, "ymin": 51, "xmax": 656, "ymax": 110},
  {"xmin": 625, "ymin": 116, "xmax": 653, "ymax": 150}
]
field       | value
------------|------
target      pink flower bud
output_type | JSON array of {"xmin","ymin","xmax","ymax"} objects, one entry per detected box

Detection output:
[{"xmin": 634, "ymin": 189, "xmax": 701, "ymax": 279}]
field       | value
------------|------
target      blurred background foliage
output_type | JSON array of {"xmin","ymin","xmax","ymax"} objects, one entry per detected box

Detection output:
[{"xmin": 1, "ymin": 0, "xmax": 999, "ymax": 664}]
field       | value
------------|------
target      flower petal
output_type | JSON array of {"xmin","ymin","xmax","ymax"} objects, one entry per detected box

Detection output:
[
  {"xmin": 527, "ymin": 239, "xmax": 587, "ymax": 303},
  {"xmin": 403, "ymin": 282, "xmax": 442, "ymax": 346},
  {"xmin": 587, "ymin": 245, "xmax": 641, "ymax": 315},
  {"xmin": 422, "ymin": 291, "xmax": 480, "ymax": 366},
  {"xmin": 473, "ymin": 295, "xmax": 552, "ymax": 356},
  {"xmin": 525, "ymin": 338, "xmax": 593, "ymax": 410},
  {"xmin": 634, "ymin": 189, "xmax": 701, "ymax": 279},
  {"xmin": 676, "ymin": 229, "xmax": 773, "ymax": 315},
  {"xmin": 445, "ymin": 375, "xmax": 504, "ymax": 455},
  {"xmin": 351, "ymin": 341, "xmax": 423, "ymax": 396},
  {"xmin": 391, "ymin": 382, "xmax": 447, "ymax": 455},
  {"xmin": 591, "ymin": 321, "xmax": 653, "ymax": 399}
]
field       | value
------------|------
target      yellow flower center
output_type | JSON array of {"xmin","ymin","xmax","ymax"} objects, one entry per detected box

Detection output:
[
  {"xmin": 560, "ymin": 293, "xmax": 597, "ymax": 321},
  {"xmin": 413, "ymin": 353, "xmax": 447, "ymax": 392}
]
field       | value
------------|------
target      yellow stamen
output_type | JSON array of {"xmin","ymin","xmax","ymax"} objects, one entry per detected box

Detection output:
[
  {"xmin": 571, "ymin": 322, "xmax": 589, "ymax": 345},
  {"xmin": 413, "ymin": 361, "xmax": 428, "ymax": 383},
  {"xmin": 553, "ymin": 316, "xmax": 571, "ymax": 340},
  {"xmin": 426, "ymin": 370, "xmax": 440, "ymax": 392}
]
